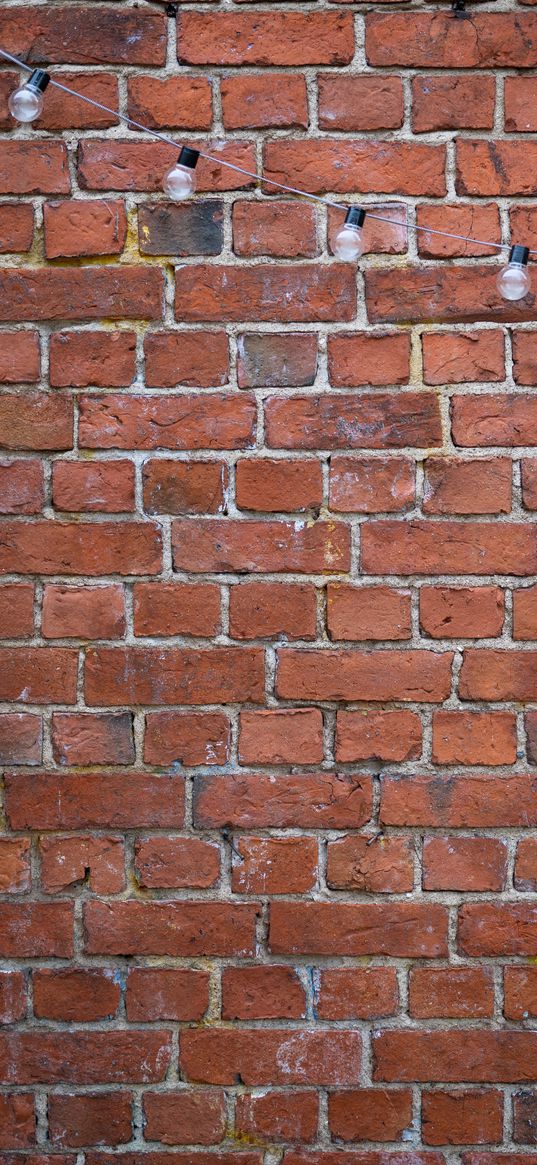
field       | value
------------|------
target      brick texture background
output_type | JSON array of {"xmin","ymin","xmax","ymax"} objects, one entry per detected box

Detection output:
[{"xmin": 1, "ymin": 0, "xmax": 537, "ymax": 1159}]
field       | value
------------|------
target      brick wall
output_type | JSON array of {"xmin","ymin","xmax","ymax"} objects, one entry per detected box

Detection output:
[{"xmin": 1, "ymin": 0, "xmax": 537, "ymax": 1159}]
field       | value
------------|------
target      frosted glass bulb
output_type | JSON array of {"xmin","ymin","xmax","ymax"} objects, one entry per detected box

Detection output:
[
  {"xmin": 334, "ymin": 224, "xmax": 364, "ymax": 261},
  {"xmin": 9, "ymin": 83, "xmax": 44, "ymax": 123},
  {"xmin": 163, "ymin": 161, "xmax": 196, "ymax": 201},
  {"xmin": 497, "ymin": 261, "xmax": 531, "ymax": 302}
]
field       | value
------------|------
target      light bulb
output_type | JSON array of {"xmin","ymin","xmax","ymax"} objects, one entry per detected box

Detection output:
[
  {"xmin": 334, "ymin": 207, "xmax": 366, "ymax": 261},
  {"xmin": 9, "ymin": 69, "xmax": 50, "ymax": 123},
  {"xmin": 163, "ymin": 146, "xmax": 199, "ymax": 201},
  {"xmin": 497, "ymin": 244, "xmax": 531, "ymax": 302}
]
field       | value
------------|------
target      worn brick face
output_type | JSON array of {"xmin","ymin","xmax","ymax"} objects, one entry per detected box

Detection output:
[{"xmin": 0, "ymin": 0, "xmax": 535, "ymax": 1155}]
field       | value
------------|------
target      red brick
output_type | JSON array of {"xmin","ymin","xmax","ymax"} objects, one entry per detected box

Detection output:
[
  {"xmin": 0, "ymin": 971, "xmax": 26, "ymax": 1025},
  {"xmin": 133, "ymin": 582, "xmax": 220, "ymax": 638},
  {"xmin": 362, "ymin": 520, "xmax": 537, "ymax": 576},
  {"xmin": 134, "ymin": 837, "xmax": 220, "ymax": 889},
  {"xmin": 0, "ymin": 903, "xmax": 73, "ymax": 958},
  {"xmin": 420, "ymin": 586, "xmax": 505, "ymax": 639},
  {"xmin": 142, "ymin": 460, "xmax": 226, "ymax": 516},
  {"xmin": 0, "ymin": 460, "xmax": 43, "ymax": 514},
  {"xmin": 33, "ymin": 969, "xmax": 120, "ymax": 1022},
  {"xmin": 366, "ymin": 264, "xmax": 535, "ymax": 325},
  {"xmin": 460, "ymin": 649, "xmax": 537, "ymax": 700},
  {"xmin": 505, "ymin": 76, "xmax": 537, "ymax": 131},
  {"xmin": 0, "ymin": 838, "xmax": 31, "ymax": 893},
  {"xmin": 329, "ymin": 457, "xmax": 415, "ymax": 513},
  {"xmin": 381, "ymin": 774, "xmax": 537, "ymax": 829},
  {"xmin": 178, "ymin": 11, "xmax": 354, "ymax": 65},
  {"xmin": 223, "ymin": 75, "xmax": 308, "ymax": 129},
  {"xmin": 0, "ymin": 1031, "xmax": 171, "ymax": 1084},
  {"xmin": 143, "ymin": 1091, "xmax": 225, "ymax": 1147},
  {"xmin": 49, "ymin": 331, "xmax": 136, "ymax": 389},
  {"xmin": 50, "ymin": 713, "xmax": 134, "ymax": 767},
  {"xmin": 422, "ymin": 330, "xmax": 505, "ymax": 384},
  {"xmin": 511, "ymin": 205, "xmax": 537, "ymax": 251},
  {"xmin": 236, "ymin": 1092, "xmax": 318, "ymax": 1143},
  {"xmin": 48, "ymin": 1093, "xmax": 132, "ymax": 1149},
  {"xmin": 0, "ymin": 715, "xmax": 41, "ymax": 766},
  {"xmin": 329, "ymin": 1089, "xmax": 412, "ymax": 1143},
  {"xmin": 0, "ymin": 394, "xmax": 73, "ymax": 451},
  {"xmin": 276, "ymin": 648, "xmax": 452, "ymax": 702},
  {"xmin": 366, "ymin": 11, "xmax": 537, "ymax": 68},
  {"xmin": 180, "ymin": 1029, "xmax": 361, "ymax": 1085},
  {"xmin": 40, "ymin": 835, "xmax": 125, "ymax": 895},
  {"xmin": 336, "ymin": 710, "xmax": 422, "ymax": 763},
  {"xmin": 264, "ymin": 140, "xmax": 445, "ymax": 196},
  {"xmin": 0, "ymin": 584, "xmax": 34, "ymax": 639},
  {"xmin": 0, "ymin": 205, "xmax": 34, "ymax": 254},
  {"xmin": 144, "ymin": 330, "xmax": 229, "ymax": 388},
  {"xmin": 413, "ymin": 74, "xmax": 495, "ymax": 132},
  {"xmin": 5, "ymin": 772, "xmax": 185, "ymax": 830},
  {"xmin": 80, "ymin": 393, "xmax": 255, "ymax": 450},
  {"xmin": 231, "ymin": 835, "xmax": 318, "ymax": 894},
  {"xmin": 239, "ymin": 708, "xmax": 323, "ymax": 765},
  {"xmin": 315, "ymin": 969, "xmax": 398, "ymax": 1021},
  {"xmin": 194, "ymin": 773, "xmax": 373, "ymax": 829},
  {"xmin": 0, "ymin": 647, "xmax": 77, "ymax": 704},
  {"xmin": 422, "ymin": 1090, "xmax": 503, "ymax": 1146},
  {"xmin": 172, "ymin": 518, "xmax": 350, "ymax": 574},
  {"xmin": 513, "ymin": 586, "xmax": 537, "ymax": 639},
  {"xmin": 233, "ymin": 201, "xmax": 317, "ymax": 258},
  {"xmin": 0, "ymin": 267, "xmax": 163, "ymax": 322},
  {"xmin": 37, "ymin": 72, "xmax": 119, "ymax": 130},
  {"xmin": 222, "ymin": 966, "xmax": 306, "ymax": 1021},
  {"xmin": 175, "ymin": 264, "xmax": 356, "ymax": 323},
  {"xmin": 0, "ymin": 142, "xmax": 69, "ymax": 195},
  {"xmin": 0, "ymin": 330, "xmax": 39, "ymax": 382},
  {"xmin": 237, "ymin": 332, "xmax": 318, "ymax": 388},
  {"xmin": 327, "ymin": 584, "xmax": 411, "ymax": 641},
  {"xmin": 514, "ymin": 836, "xmax": 537, "ymax": 889},
  {"xmin": 327, "ymin": 835, "xmax": 414, "ymax": 893},
  {"xmin": 78, "ymin": 141, "xmax": 255, "ymax": 194},
  {"xmin": 328, "ymin": 332, "xmax": 410, "ymax": 387},
  {"xmin": 42, "ymin": 584, "xmax": 125, "ymax": 640},
  {"xmin": 144, "ymin": 711, "xmax": 230, "ymax": 766},
  {"xmin": 270, "ymin": 902, "xmax": 448, "ymax": 958},
  {"xmin": 44, "ymin": 200, "xmax": 127, "ymax": 259},
  {"xmin": 431, "ymin": 711, "xmax": 517, "ymax": 766},
  {"xmin": 52, "ymin": 461, "xmax": 135, "ymax": 513},
  {"xmin": 235, "ymin": 458, "xmax": 322, "ymax": 512},
  {"xmin": 0, "ymin": 1094, "xmax": 35, "ymax": 1150},
  {"xmin": 0, "ymin": 6, "xmax": 166, "ymax": 64},
  {"xmin": 126, "ymin": 969, "xmax": 209, "ymax": 1022},
  {"xmin": 319, "ymin": 74, "xmax": 403, "ymax": 131},
  {"xmin": 423, "ymin": 836, "xmax": 508, "ymax": 892},
  {"xmin": 409, "ymin": 967, "xmax": 494, "ymax": 1019},
  {"xmin": 84, "ymin": 900, "xmax": 258, "ymax": 957},
  {"xmin": 458, "ymin": 140, "xmax": 537, "ymax": 196},
  {"xmin": 329, "ymin": 203, "xmax": 408, "ymax": 257},
  {"xmin": 453, "ymin": 394, "xmax": 537, "ymax": 447},
  {"xmin": 229, "ymin": 581, "xmax": 317, "ymax": 640},
  {"xmin": 504, "ymin": 968, "xmax": 537, "ymax": 1021},
  {"xmin": 513, "ymin": 331, "xmax": 537, "ymax": 385},
  {"xmin": 127, "ymin": 75, "xmax": 212, "ymax": 130},
  {"xmin": 85, "ymin": 646, "xmax": 264, "ymax": 706},
  {"xmin": 0, "ymin": 521, "xmax": 161, "ymax": 577},
  {"xmin": 265, "ymin": 394, "xmax": 442, "ymax": 449},
  {"xmin": 459, "ymin": 902, "xmax": 537, "ymax": 956},
  {"xmin": 417, "ymin": 205, "xmax": 501, "ymax": 259},
  {"xmin": 374, "ymin": 1031, "xmax": 537, "ymax": 1083},
  {"xmin": 513, "ymin": 1092, "xmax": 537, "ymax": 1144}
]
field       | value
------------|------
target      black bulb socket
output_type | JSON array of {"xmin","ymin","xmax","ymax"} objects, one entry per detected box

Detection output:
[
  {"xmin": 27, "ymin": 69, "xmax": 50, "ymax": 94},
  {"xmin": 509, "ymin": 244, "xmax": 530, "ymax": 266},
  {"xmin": 178, "ymin": 146, "xmax": 200, "ymax": 170},
  {"xmin": 344, "ymin": 207, "xmax": 366, "ymax": 229}
]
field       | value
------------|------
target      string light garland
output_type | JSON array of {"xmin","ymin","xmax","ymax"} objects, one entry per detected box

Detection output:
[{"xmin": 0, "ymin": 48, "xmax": 535, "ymax": 303}]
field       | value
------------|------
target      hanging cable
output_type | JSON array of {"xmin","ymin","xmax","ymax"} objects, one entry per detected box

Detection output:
[{"xmin": 0, "ymin": 46, "xmax": 535, "ymax": 300}]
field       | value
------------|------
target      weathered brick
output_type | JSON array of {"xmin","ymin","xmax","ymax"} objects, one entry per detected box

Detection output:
[
  {"xmin": 222, "ymin": 966, "xmax": 306, "ymax": 1021},
  {"xmin": 85, "ymin": 646, "xmax": 264, "ymax": 705},
  {"xmin": 239, "ymin": 708, "xmax": 323, "ymax": 765},
  {"xmin": 327, "ymin": 332, "xmax": 410, "ymax": 386},
  {"xmin": 0, "ymin": 521, "xmax": 162, "ymax": 576},
  {"xmin": 329, "ymin": 457, "xmax": 415, "ymax": 513},
  {"xmin": 33, "ymin": 969, "xmax": 120, "ymax": 1022},
  {"xmin": 0, "ymin": 394, "xmax": 73, "ymax": 451},
  {"xmin": 417, "ymin": 205, "xmax": 501, "ymax": 259},
  {"xmin": 5, "ymin": 772, "xmax": 185, "ymax": 830},
  {"xmin": 175, "ymin": 264, "xmax": 356, "ymax": 323},
  {"xmin": 48, "ymin": 1093, "xmax": 133, "ymax": 1149},
  {"xmin": 319, "ymin": 75, "xmax": 403, "ymax": 131},
  {"xmin": 80, "ymin": 394, "xmax": 255, "ymax": 450},
  {"xmin": 264, "ymin": 140, "xmax": 446, "ymax": 196},
  {"xmin": 84, "ymin": 900, "xmax": 258, "ymax": 957},
  {"xmin": 269, "ymin": 902, "xmax": 448, "ymax": 958},
  {"xmin": 232, "ymin": 201, "xmax": 317, "ymax": 258},
  {"xmin": 373, "ymin": 1030, "xmax": 537, "ymax": 1083},
  {"xmin": 127, "ymin": 75, "xmax": 212, "ymax": 130},
  {"xmin": 39, "ymin": 836, "xmax": 125, "ymax": 895},
  {"xmin": 237, "ymin": 332, "xmax": 317, "ymax": 388},
  {"xmin": 0, "ymin": 585, "xmax": 35, "ymax": 640},
  {"xmin": 265, "ymin": 394, "xmax": 442, "ymax": 449},
  {"xmin": 78, "ymin": 141, "xmax": 255, "ymax": 194},
  {"xmin": 366, "ymin": 11, "xmax": 537, "ymax": 68},
  {"xmin": 431, "ymin": 710, "xmax": 517, "ymax": 765},
  {"xmin": 0, "ymin": 142, "xmax": 69, "ymax": 195},
  {"xmin": 0, "ymin": 714, "xmax": 41, "ymax": 767},
  {"xmin": 51, "ymin": 712, "xmax": 135, "ymax": 767},
  {"xmin": 229, "ymin": 581, "xmax": 317, "ymax": 640},
  {"xmin": 0, "ymin": 268, "xmax": 163, "ymax": 322},
  {"xmin": 422, "ymin": 330, "xmax": 505, "ymax": 384},
  {"xmin": 329, "ymin": 1089, "xmax": 413, "ymax": 1143},
  {"xmin": 327, "ymin": 584, "xmax": 412, "ymax": 641},
  {"xmin": 177, "ymin": 12, "xmax": 354, "ymax": 65},
  {"xmin": 235, "ymin": 459, "xmax": 323, "ymax": 511},
  {"xmin": 0, "ymin": 205, "xmax": 34, "ymax": 254},
  {"xmin": 194, "ymin": 773, "xmax": 373, "ymax": 829},
  {"xmin": 171, "ymin": 518, "xmax": 350, "ymax": 574},
  {"xmin": 0, "ymin": 1031, "xmax": 171, "ymax": 1084},
  {"xmin": 142, "ymin": 461, "xmax": 227, "ymax": 515},
  {"xmin": 144, "ymin": 711, "xmax": 230, "ymax": 766},
  {"xmin": 126, "ymin": 969, "xmax": 209, "ymax": 1022},
  {"xmin": 423, "ymin": 836, "xmax": 508, "ymax": 891},
  {"xmin": 222, "ymin": 75, "xmax": 308, "ymax": 129},
  {"xmin": 138, "ymin": 202, "xmax": 223, "ymax": 257},
  {"xmin": 144, "ymin": 330, "xmax": 229, "ymax": 388},
  {"xmin": 362, "ymin": 521, "xmax": 537, "ymax": 576},
  {"xmin": 134, "ymin": 837, "xmax": 220, "ymax": 889},
  {"xmin": 180, "ymin": 1028, "xmax": 361, "ymax": 1085},
  {"xmin": 42, "ymin": 585, "xmax": 125, "ymax": 640},
  {"xmin": 0, "ymin": 460, "xmax": 44, "ymax": 515},
  {"xmin": 413, "ymin": 75, "xmax": 495, "ymax": 131},
  {"xmin": 335, "ymin": 709, "xmax": 422, "ymax": 762},
  {"xmin": 381, "ymin": 774, "xmax": 537, "ymax": 829},
  {"xmin": 133, "ymin": 582, "xmax": 221, "ymax": 637},
  {"xmin": 422, "ymin": 1090, "xmax": 503, "ymax": 1146},
  {"xmin": 44, "ymin": 200, "xmax": 127, "ymax": 259},
  {"xmin": 0, "ymin": 330, "xmax": 39, "ymax": 382},
  {"xmin": 0, "ymin": 838, "xmax": 31, "ymax": 893},
  {"xmin": 0, "ymin": 6, "xmax": 166, "ymax": 64},
  {"xmin": 52, "ymin": 461, "xmax": 135, "ymax": 513},
  {"xmin": 231, "ymin": 836, "xmax": 318, "ymax": 894},
  {"xmin": 452, "ymin": 395, "xmax": 537, "ymax": 447},
  {"xmin": 142, "ymin": 1090, "xmax": 225, "ymax": 1147},
  {"xmin": 327, "ymin": 835, "xmax": 414, "ymax": 893},
  {"xmin": 420, "ymin": 587, "xmax": 505, "ymax": 639},
  {"xmin": 0, "ymin": 1094, "xmax": 35, "ymax": 1150},
  {"xmin": 49, "ymin": 331, "xmax": 136, "ymax": 388},
  {"xmin": 409, "ymin": 967, "xmax": 495, "ymax": 1019},
  {"xmin": 315, "ymin": 969, "xmax": 398, "ymax": 1021},
  {"xmin": 366, "ymin": 265, "xmax": 534, "ymax": 325},
  {"xmin": 276, "ymin": 648, "xmax": 453, "ymax": 702}
]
